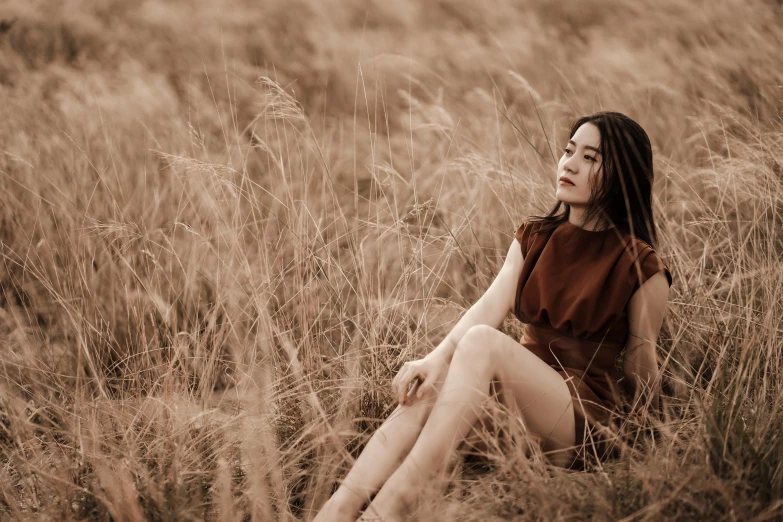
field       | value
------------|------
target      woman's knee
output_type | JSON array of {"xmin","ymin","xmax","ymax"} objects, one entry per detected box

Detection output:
[{"xmin": 452, "ymin": 324, "xmax": 497, "ymax": 365}]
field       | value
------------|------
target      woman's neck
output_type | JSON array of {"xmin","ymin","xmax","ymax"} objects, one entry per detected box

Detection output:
[{"xmin": 567, "ymin": 208, "xmax": 614, "ymax": 231}]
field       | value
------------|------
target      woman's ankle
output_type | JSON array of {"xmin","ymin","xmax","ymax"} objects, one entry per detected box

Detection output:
[
  {"xmin": 330, "ymin": 488, "xmax": 367, "ymax": 516},
  {"xmin": 312, "ymin": 496, "xmax": 356, "ymax": 522}
]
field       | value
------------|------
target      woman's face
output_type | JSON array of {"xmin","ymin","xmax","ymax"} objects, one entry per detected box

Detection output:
[{"xmin": 555, "ymin": 122, "xmax": 604, "ymax": 206}]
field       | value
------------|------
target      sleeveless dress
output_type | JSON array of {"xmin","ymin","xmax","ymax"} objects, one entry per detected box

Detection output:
[{"xmin": 513, "ymin": 218, "xmax": 673, "ymax": 468}]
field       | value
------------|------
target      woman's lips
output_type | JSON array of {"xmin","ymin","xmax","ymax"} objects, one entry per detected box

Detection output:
[{"xmin": 559, "ymin": 178, "xmax": 575, "ymax": 186}]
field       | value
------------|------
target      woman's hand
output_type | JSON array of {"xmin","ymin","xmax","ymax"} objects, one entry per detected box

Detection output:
[{"xmin": 391, "ymin": 355, "xmax": 448, "ymax": 406}]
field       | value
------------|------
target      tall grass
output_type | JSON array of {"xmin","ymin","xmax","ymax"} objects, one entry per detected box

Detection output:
[{"xmin": 0, "ymin": 0, "xmax": 782, "ymax": 520}]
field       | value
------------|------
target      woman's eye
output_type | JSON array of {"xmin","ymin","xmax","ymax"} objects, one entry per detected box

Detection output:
[{"xmin": 564, "ymin": 147, "xmax": 596, "ymax": 162}]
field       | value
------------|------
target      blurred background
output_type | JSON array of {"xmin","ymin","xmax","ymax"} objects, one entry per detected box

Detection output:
[{"xmin": 0, "ymin": 0, "xmax": 782, "ymax": 520}]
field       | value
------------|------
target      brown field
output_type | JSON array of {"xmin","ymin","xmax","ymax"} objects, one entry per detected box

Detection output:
[{"xmin": 1, "ymin": 0, "xmax": 782, "ymax": 520}]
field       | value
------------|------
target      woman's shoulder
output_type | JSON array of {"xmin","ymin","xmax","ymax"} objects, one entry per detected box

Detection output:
[
  {"xmin": 513, "ymin": 219, "xmax": 554, "ymax": 255},
  {"xmin": 620, "ymin": 234, "xmax": 664, "ymax": 262},
  {"xmin": 514, "ymin": 218, "xmax": 555, "ymax": 238},
  {"xmin": 619, "ymin": 234, "xmax": 673, "ymax": 291}
]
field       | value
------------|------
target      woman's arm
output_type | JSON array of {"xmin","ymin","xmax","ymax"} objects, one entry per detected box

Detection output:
[
  {"xmin": 622, "ymin": 271, "xmax": 671, "ymax": 411},
  {"xmin": 424, "ymin": 237, "xmax": 524, "ymax": 364}
]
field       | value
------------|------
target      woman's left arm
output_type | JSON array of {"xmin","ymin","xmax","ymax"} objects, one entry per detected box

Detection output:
[{"xmin": 622, "ymin": 271, "xmax": 671, "ymax": 413}]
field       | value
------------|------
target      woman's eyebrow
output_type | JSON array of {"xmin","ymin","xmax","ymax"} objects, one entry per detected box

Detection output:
[{"xmin": 568, "ymin": 139, "xmax": 601, "ymax": 154}]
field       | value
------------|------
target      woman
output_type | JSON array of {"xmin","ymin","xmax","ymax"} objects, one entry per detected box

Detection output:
[{"xmin": 313, "ymin": 111, "xmax": 673, "ymax": 522}]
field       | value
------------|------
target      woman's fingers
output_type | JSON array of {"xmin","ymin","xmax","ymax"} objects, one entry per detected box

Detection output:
[
  {"xmin": 405, "ymin": 375, "xmax": 425, "ymax": 405},
  {"xmin": 395, "ymin": 370, "xmax": 407, "ymax": 405},
  {"xmin": 416, "ymin": 374, "xmax": 433, "ymax": 399},
  {"xmin": 398, "ymin": 371, "xmax": 421, "ymax": 405},
  {"xmin": 393, "ymin": 362, "xmax": 433, "ymax": 405},
  {"xmin": 407, "ymin": 377, "xmax": 421, "ymax": 403},
  {"xmin": 395, "ymin": 362, "xmax": 410, "ymax": 384},
  {"xmin": 392, "ymin": 363, "xmax": 408, "ymax": 397},
  {"xmin": 419, "ymin": 366, "xmax": 442, "ymax": 398}
]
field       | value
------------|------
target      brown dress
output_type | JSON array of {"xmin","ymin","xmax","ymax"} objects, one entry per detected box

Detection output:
[{"xmin": 513, "ymin": 218, "xmax": 673, "ymax": 468}]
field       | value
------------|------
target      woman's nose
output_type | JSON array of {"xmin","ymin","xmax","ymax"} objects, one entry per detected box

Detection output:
[{"xmin": 563, "ymin": 155, "xmax": 578, "ymax": 173}]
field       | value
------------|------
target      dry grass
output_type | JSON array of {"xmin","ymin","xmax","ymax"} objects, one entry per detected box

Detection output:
[{"xmin": 0, "ymin": 0, "xmax": 782, "ymax": 520}]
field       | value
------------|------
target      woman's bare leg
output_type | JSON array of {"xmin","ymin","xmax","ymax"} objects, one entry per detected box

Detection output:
[
  {"xmin": 311, "ymin": 405, "xmax": 431, "ymax": 520},
  {"xmin": 312, "ymin": 366, "xmax": 500, "ymax": 522},
  {"xmin": 311, "ymin": 373, "xmax": 450, "ymax": 521},
  {"xmin": 358, "ymin": 325, "xmax": 576, "ymax": 521}
]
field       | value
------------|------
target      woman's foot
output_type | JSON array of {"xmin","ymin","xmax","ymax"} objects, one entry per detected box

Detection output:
[
  {"xmin": 356, "ymin": 501, "xmax": 408, "ymax": 522},
  {"xmin": 355, "ymin": 479, "xmax": 417, "ymax": 522},
  {"xmin": 356, "ymin": 497, "xmax": 414, "ymax": 522},
  {"xmin": 311, "ymin": 497, "xmax": 357, "ymax": 522}
]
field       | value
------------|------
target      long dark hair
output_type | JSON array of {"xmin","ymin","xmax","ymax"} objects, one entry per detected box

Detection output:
[{"xmin": 528, "ymin": 111, "xmax": 659, "ymax": 248}]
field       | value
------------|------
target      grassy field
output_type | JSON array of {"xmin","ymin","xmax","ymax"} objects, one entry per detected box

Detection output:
[{"xmin": 1, "ymin": 0, "xmax": 782, "ymax": 520}]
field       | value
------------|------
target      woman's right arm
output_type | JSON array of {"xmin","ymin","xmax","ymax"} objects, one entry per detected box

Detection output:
[{"xmin": 424, "ymin": 237, "xmax": 525, "ymax": 364}]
